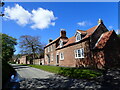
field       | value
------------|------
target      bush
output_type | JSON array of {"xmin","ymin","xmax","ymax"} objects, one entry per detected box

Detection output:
[
  {"xmin": 58, "ymin": 67, "xmax": 102, "ymax": 79},
  {"xmin": 2, "ymin": 60, "xmax": 16, "ymax": 88},
  {"xmin": 8, "ymin": 61, "xmax": 16, "ymax": 64}
]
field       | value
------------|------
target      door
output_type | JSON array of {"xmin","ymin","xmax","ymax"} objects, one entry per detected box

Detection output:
[
  {"xmin": 56, "ymin": 54, "xmax": 59, "ymax": 65},
  {"xmin": 48, "ymin": 55, "xmax": 50, "ymax": 64},
  {"xmin": 47, "ymin": 54, "xmax": 50, "ymax": 64}
]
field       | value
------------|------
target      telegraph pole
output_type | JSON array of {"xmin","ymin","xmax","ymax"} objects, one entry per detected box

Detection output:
[
  {"xmin": 0, "ymin": 1, "xmax": 4, "ymax": 16},
  {"xmin": 0, "ymin": 1, "xmax": 4, "ymax": 89}
]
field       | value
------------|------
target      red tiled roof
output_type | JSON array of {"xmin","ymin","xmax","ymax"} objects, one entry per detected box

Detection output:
[
  {"xmin": 86, "ymin": 25, "xmax": 98, "ymax": 34},
  {"xmin": 63, "ymin": 36, "xmax": 76, "ymax": 46},
  {"xmin": 77, "ymin": 25, "xmax": 98, "ymax": 40},
  {"xmin": 60, "ymin": 38, "xmax": 69, "ymax": 42},
  {"xmin": 58, "ymin": 25, "xmax": 98, "ymax": 48},
  {"xmin": 45, "ymin": 25, "xmax": 98, "ymax": 49},
  {"xmin": 77, "ymin": 30, "xmax": 87, "ymax": 35},
  {"xmin": 95, "ymin": 30, "xmax": 114, "ymax": 49},
  {"xmin": 45, "ymin": 37, "xmax": 60, "ymax": 47}
]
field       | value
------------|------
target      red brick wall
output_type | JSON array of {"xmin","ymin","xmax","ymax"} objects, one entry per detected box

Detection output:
[
  {"xmin": 92, "ymin": 32, "xmax": 120, "ymax": 69},
  {"xmin": 19, "ymin": 56, "xmax": 27, "ymax": 64},
  {"xmin": 45, "ymin": 40, "xmax": 93, "ymax": 67},
  {"xmin": 93, "ymin": 50, "xmax": 105, "ymax": 69},
  {"xmin": 104, "ymin": 32, "xmax": 120, "ymax": 68}
]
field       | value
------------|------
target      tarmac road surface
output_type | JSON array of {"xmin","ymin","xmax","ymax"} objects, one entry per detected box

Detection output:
[{"xmin": 12, "ymin": 64, "xmax": 55, "ymax": 79}]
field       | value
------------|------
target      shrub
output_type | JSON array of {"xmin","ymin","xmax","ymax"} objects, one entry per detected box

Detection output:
[{"xmin": 58, "ymin": 67, "xmax": 102, "ymax": 79}]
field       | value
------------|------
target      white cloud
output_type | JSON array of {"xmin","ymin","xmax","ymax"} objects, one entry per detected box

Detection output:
[
  {"xmin": 31, "ymin": 8, "xmax": 57, "ymax": 29},
  {"xmin": 108, "ymin": 26, "xmax": 113, "ymax": 29},
  {"xmin": 77, "ymin": 21, "xmax": 91, "ymax": 26},
  {"xmin": 4, "ymin": 4, "xmax": 57, "ymax": 29},
  {"xmin": 77, "ymin": 21, "xmax": 86, "ymax": 26},
  {"xmin": 4, "ymin": 4, "xmax": 31, "ymax": 26},
  {"xmin": 115, "ymin": 29, "xmax": 120, "ymax": 34}
]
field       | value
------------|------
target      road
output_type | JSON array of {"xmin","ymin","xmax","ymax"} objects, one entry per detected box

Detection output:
[
  {"xmin": 9, "ymin": 64, "xmax": 120, "ymax": 89},
  {"xmin": 12, "ymin": 64, "xmax": 55, "ymax": 79}
]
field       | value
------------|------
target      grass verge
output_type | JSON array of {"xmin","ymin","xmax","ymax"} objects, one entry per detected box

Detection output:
[{"xmin": 27, "ymin": 65, "xmax": 102, "ymax": 79}]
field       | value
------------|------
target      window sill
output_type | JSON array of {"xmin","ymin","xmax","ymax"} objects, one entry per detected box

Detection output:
[
  {"xmin": 75, "ymin": 40, "xmax": 81, "ymax": 42},
  {"xmin": 75, "ymin": 57, "xmax": 84, "ymax": 59},
  {"xmin": 60, "ymin": 59, "xmax": 64, "ymax": 60}
]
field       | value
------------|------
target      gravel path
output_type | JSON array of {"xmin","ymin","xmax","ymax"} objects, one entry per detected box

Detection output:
[{"xmin": 11, "ymin": 64, "xmax": 120, "ymax": 89}]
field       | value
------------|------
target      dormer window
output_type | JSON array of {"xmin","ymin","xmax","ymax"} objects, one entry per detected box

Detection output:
[
  {"xmin": 59, "ymin": 40, "xmax": 63, "ymax": 48},
  {"xmin": 76, "ymin": 33, "xmax": 81, "ymax": 42}
]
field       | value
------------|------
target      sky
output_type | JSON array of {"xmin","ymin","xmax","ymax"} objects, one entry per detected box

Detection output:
[{"xmin": 2, "ymin": 2, "xmax": 118, "ymax": 54}]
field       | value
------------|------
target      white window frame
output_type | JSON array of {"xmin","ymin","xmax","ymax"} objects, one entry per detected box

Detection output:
[
  {"xmin": 60, "ymin": 52, "xmax": 64, "ymax": 60},
  {"xmin": 45, "ymin": 55, "xmax": 47, "ymax": 60},
  {"xmin": 76, "ymin": 33, "xmax": 81, "ymax": 42},
  {"xmin": 51, "ymin": 45, "xmax": 53, "ymax": 51},
  {"xmin": 45, "ymin": 48, "xmax": 47, "ymax": 53},
  {"xmin": 74, "ymin": 48, "xmax": 84, "ymax": 58},
  {"xmin": 49, "ymin": 46, "xmax": 51, "ymax": 52},
  {"xmin": 51, "ymin": 45, "xmax": 54, "ymax": 51},
  {"xmin": 48, "ymin": 47, "xmax": 50, "ymax": 52},
  {"xmin": 59, "ymin": 40, "xmax": 63, "ymax": 48},
  {"xmin": 51, "ymin": 53, "xmax": 53, "ymax": 61}
]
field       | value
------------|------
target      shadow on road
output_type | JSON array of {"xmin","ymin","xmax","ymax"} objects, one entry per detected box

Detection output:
[
  {"xmin": 19, "ymin": 69, "xmax": 120, "ymax": 89},
  {"xmin": 20, "ymin": 75, "xmax": 79, "ymax": 89},
  {"xmin": 5, "ymin": 65, "xmax": 120, "ymax": 89}
]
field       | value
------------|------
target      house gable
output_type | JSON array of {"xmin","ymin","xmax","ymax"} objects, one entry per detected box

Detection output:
[{"xmin": 90, "ymin": 22, "xmax": 108, "ymax": 49}]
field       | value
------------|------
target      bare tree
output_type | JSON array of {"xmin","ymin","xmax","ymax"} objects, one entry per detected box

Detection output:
[{"xmin": 19, "ymin": 35, "xmax": 44, "ymax": 64}]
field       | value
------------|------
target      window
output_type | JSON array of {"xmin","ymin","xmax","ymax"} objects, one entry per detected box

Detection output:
[
  {"xmin": 51, "ymin": 45, "xmax": 53, "ymax": 51},
  {"xmin": 74, "ymin": 48, "xmax": 84, "ymax": 58},
  {"xmin": 48, "ymin": 46, "xmax": 51, "ymax": 52},
  {"xmin": 60, "ymin": 52, "xmax": 64, "ymax": 60},
  {"xmin": 51, "ymin": 45, "xmax": 54, "ymax": 51},
  {"xmin": 48, "ymin": 47, "xmax": 50, "ymax": 52},
  {"xmin": 52, "ymin": 45, "xmax": 54, "ymax": 51},
  {"xmin": 59, "ymin": 40, "xmax": 63, "ymax": 48},
  {"xmin": 49, "ymin": 46, "xmax": 51, "ymax": 52},
  {"xmin": 76, "ymin": 33, "xmax": 81, "ymax": 42},
  {"xmin": 45, "ymin": 48, "xmax": 47, "ymax": 53},
  {"xmin": 51, "ymin": 53, "xmax": 53, "ymax": 61},
  {"xmin": 45, "ymin": 55, "xmax": 47, "ymax": 60}
]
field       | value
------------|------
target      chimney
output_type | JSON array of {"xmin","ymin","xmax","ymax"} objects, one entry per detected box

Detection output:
[
  {"xmin": 49, "ymin": 39, "xmax": 53, "ymax": 43},
  {"xmin": 98, "ymin": 18, "xmax": 103, "ymax": 25},
  {"xmin": 60, "ymin": 29, "xmax": 66, "ymax": 38}
]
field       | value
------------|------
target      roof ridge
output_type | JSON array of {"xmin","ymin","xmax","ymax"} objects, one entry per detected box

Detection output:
[{"xmin": 77, "ymin": 30, "xmax": 86, "ymax": 32}]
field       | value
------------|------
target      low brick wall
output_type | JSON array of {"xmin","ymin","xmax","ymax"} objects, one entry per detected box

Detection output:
[{"xmin": 33, "ymin": 58, "xmax": 44, "ymax": 65}]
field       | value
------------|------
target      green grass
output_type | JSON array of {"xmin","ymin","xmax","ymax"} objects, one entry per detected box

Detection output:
[
  {"xmin": 28, "ymin": 65, "xmax": 60, "ymax": 73},
  {"xmin": 27, "ymin": 65, "xmax": 102, "ymax": 79}
]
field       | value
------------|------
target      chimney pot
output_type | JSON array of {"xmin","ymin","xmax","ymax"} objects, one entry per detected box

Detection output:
[
  {"xmin": 98, "ymin": 18, "xmax": 103, "ymax": 25},
  {"xmin": 49, "ymin": 39, "xmax": 53, "ymax": 43},
  {"xmin": 60, "ymin": 29, "xmax": 66, "ymax": 37}
]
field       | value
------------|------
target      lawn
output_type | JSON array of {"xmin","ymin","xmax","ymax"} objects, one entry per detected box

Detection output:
[
  {"xmin": 28, "ymin": 65, "xmax": 60, "ymax": 73},
  {"xmin": 27, "ymin": 65, "xmax": 102, "ymax": 79}
]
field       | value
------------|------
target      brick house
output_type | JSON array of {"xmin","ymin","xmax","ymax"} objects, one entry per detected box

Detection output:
[
  {"xmin": 18, "ymin": 55, "xmax": 44, "ymax": 65},
  {"xmin": 44, "ymin": 19, "xmax": 120, "ymax": 69}
]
